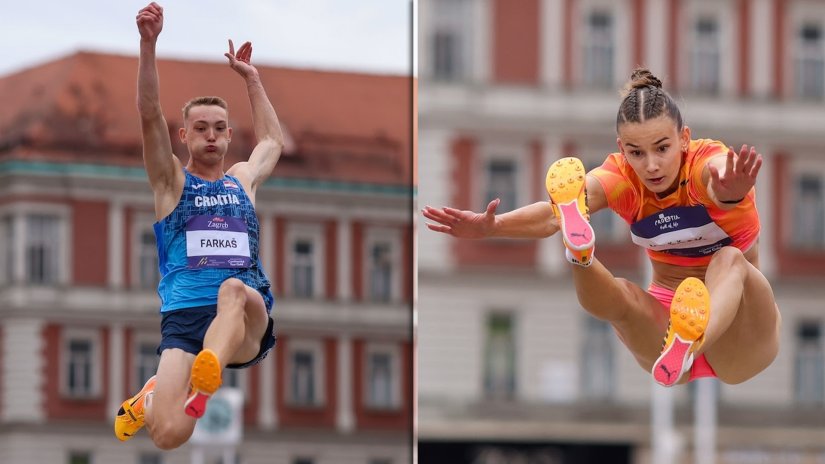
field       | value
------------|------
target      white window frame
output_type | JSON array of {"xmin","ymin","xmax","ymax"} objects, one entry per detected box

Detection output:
[
  {"xmin": 285, "ymin": 223, "xmax": 325, "ymax": 300},
  {"xmin": 60, "ymin": 328, "xmax": 103, "ymax": 399},
  {"xmin": 363, "ymin": 226, "xmax": 402, "ymax": 303},
  {"xmin": 795, "ymin": 319, "xmax": 824, "ymax": 405},
  {"xmin": 425, "ymin": 0, "xmax": 474, "ymax": 82},
  {"xmin": 680, "ymin": 0, "xmax": 735, "ymax": 96},
  {"xmin": 575, "ymin": 0, "xmax": 630, "ymax": 90},
  {"xmin": 483, "ymin": 310, "xmax": 517, "ymax": 400},
  {"xmin": 795, "ymin": 22, "xmax": 825, "ymax": 100},
  {"xmin": 132, "ymin": 332, "xmax": 161, "ymax": 392},
  {"xmin": 582, "ymin": 9, "xmax": 615, "ymax": 89},
  {"xmin": 0, "ymin": 215, "xmax": 13, "ymax": 285},
  {"xmin": 0, "ymin": 202, "xmax": 70, "ymax": 286},
  {"xmin": 478, "ymin": 141, "xmax": 530, "ymax": 214},
  {"xmin": 688, "ymin": 15, "xmax": 721, "ymax": 95},
  {"xmin": 580, "ymin": 315, "xmax": 614, "ymax": 400},
  {"xmin": 131, "ymin": 212, "xmax": 160, "ymax": 290},
  {"xmin": 788, "ymin": 157, "xmax": 825, "ymax": 249},
  {"xmin": 363, "ymin": 342, "xmax": 402, "ymax": 411},
  {"xmin": 789, "ymin": 4, "xmax": 825, "ymax": 100},
  {"xmin": 287, "ymin": 339, "xmax": 326, "ymax": 408}
]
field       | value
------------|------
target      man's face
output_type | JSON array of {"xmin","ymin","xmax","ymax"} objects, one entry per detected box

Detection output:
[{"xmin": 180, "ymin": 105, "xmax": 232, "ymax": 163}]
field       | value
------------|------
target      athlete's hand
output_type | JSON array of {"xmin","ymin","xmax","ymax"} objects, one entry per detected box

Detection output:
[
  {"xmin": 225, "ymin": 39, "xmax": 259, "ymax": 80},
  {"xmin": 708, "ymin": 144, "xmax": 762, "ymax": 203},
  {"xmin": 422, "ymin": 199, "xmax": 500, "ymax": 239},
  {"xmin": 136, "ymin": 2, "xmax": 164, "ymax": 42}
]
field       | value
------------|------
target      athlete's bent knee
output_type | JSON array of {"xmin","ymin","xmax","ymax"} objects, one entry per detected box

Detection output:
[
  {"xmin": 218, "ymin": 278, "xmax": 247, "ymax": 303},
  {"xmin": 708, "ymin": 246, "xmax": 745, "ymax": 270},
  {"xmin": 150, "ymin": 422, "xmax": 192, "ymax": 450}
]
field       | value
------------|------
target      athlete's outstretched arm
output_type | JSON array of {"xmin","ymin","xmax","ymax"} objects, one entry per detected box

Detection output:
[
  {"xmin": 423, "ymin": 199, "xmax": 557, "ymax": 239},
  {"xmin": 704, "ymin": 144, "xmax": 762, "ymax": 210},
  {"xmin": 136, "ymin": 3, "xmax": 183, "ymax": 211},
  {"xmin": 225, "ymin": 40, "xmax": 284, "ymax": 197},
  {"xmin": 423, "ymin": 173, "xmax": 607, "ymax": 239}
]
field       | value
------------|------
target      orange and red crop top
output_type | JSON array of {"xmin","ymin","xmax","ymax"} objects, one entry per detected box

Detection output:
[{"xmin": 589, "ymin": 139, "xmax": 760, "ymax": 266}]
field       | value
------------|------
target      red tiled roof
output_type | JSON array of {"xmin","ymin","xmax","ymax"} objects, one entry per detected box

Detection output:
[{"xmin": 0, "ymin": 51, "xmax": 412, "ymax": 185}]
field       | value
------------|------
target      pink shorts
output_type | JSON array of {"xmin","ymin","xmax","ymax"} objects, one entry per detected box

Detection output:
[{"xmin": 648, "ymin": 283, "xmax": 717, "ymax": 382}]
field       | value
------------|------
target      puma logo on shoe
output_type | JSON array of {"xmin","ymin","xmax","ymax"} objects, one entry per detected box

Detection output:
[
  {"xmin": 659, "ymin": 364, "xmax": 674, "ymax": 381},
  {"xmin": 570, "ymin": 230, "xmax": 591, "ymax": 240}
]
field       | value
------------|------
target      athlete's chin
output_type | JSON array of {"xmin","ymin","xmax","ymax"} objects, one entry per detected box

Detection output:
[
  {"xmin": 644, "ymin": 177, "xmax": 671, "ymax": 192},
  {"xmin": 192, "ymin": 152, "xmax": 226, "ymax": 164}
]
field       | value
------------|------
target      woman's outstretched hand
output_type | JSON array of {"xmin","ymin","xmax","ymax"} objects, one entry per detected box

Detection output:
[
  {"xmin": 422, "ymin": 198, "xmax": 500, "ymax": 239},
  {"xmin": 708, "ymin": 144, "xmax": 762, "ymax": 203}
]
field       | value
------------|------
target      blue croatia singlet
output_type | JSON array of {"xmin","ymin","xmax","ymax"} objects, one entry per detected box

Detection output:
[{"xmin": 154, "ymin": 169, "xmax": 274, "ymax": 312}]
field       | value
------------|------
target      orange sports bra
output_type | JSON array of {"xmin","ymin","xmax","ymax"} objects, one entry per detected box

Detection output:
[{"xmin": 589, "ymin": 139, "xmax": 760, "ymax": 266}]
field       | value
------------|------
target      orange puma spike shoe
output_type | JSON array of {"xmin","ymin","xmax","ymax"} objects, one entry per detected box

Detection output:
[
  {"xmin": 114, "ymin": 375, "xmax": 157, "ymax": 441},
  {"xmin": 184, "ymin": 348, "xmax": 222, "ymax": 418},
  {"xmin": 545, "ymin": 157, "xmax": 594, "ymax": 266},
  {"xmin": 652, "ymin": 277, "xmax": 711, "ymax": 387}
]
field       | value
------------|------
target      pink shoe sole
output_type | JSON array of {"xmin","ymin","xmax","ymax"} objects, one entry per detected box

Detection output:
[
  {"xmin": 184, "ymin": 349, "xmax": 222, "ymax": 418},
  {"xmin": 652, "ymin": 335, "xmax": 694, "ymax": 386},
  {"xmin": 556, "ymin": 200, "xmax": 594, "ymax": 250},
  {"xmin": 184, "ymin": 391, "xmax": 210, "ymax": 419}
]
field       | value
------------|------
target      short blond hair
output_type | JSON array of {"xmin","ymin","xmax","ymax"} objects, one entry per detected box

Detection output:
[{"xmin": 182, "ymin": 96, "xmax": 229, "ymax": 120}]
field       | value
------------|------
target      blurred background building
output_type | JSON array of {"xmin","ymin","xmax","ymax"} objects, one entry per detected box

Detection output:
[
  {"xmin": 417, "ymin": 0, "xmax": 825, "ymax": 463},
  {"xmin": 0, "ymin": 52, "xmax": 412, "ymax": 464}
]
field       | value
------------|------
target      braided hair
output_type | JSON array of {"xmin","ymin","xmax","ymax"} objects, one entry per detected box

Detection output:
[{"xmin": 616, "ymin": 68, "xmax": 683, "ymax": 132}]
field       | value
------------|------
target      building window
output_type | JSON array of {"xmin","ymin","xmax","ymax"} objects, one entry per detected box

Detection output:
[
  {"xmin": 365, "ymin": 345, "xmax": 401, "ymax": 410},
  {"xmin": 793, "ymin": 173, "xmax": 825, "ymax": 249},
  {"xmin": 433, "ymin": 31, "xmax": 461, "ymax": 81},
  {"xmin": 364, "ymin": 227, "xmax": 401, "ymax": 303},
  {"xmin": 26, "ymin": 214, "xmax": 60, "ymax": 284},
  {"xmin": 138, "ymin": 229, "xmax": 160, "ymax": 289},
  {"xmin": 583, "ymin": 10, "xmax": 614, "ymax": 88},
  {"xmin": 0, "ymin": 215, "xmax": 12, "ymax": 284},
  {"xmin": 67, "ymin": 339, "xmax": 94, "ymax": 397},
  {"xmin": 63, "ymin": 330, "xmax": 101, "ymax": 399},
  {"xmin": 581, "ymin": 316, "xmax": 614, "ymax": 400},
  {"xmin": 292, "ymin": 240, "xmax": 315, "ymax": 298},
  {"xmin": 288, "ymin": 341, "xmax": 324, "ymax": 407},
  {"xmin": 690, "ymin": 16, "xmax": 720, "ymax": 94},
  {"xmin": 369, "ymin": 242, "xmax": 393, "ymax": 302},
  {"xmin": 138, "ymin": 453, "xmax": 163, "ymax": 464},
  {"xmin": 134, "ymin": 339, "xmax": 159, "ymax": 392},
  {"xmin": 485, "ymin": 159, "xmax": 517, "ymax": 213},
  {"xmin": 292, "ymin": 350, "xmax": 316, "ymax": 405},
  {"xmin": 293, "ymin": 458, "xmax": 314, "ymax": 464},
  {"xmin": 287, "ymin": 224, "xmax": 324, "ymax": 299},
  {"xmin": 483, "ymin": 312, "xmax": 516, "ymax": 400},
  {"xmin": 68, "ymin": 451, "xmax": 92, "ymax": 464},
  {"xmin": 430, "ymin": 0, "xmax": 472, "ymax": 81},
  {"xmin": 796, "ymin": 23, "xmax": 825, "ymax": 100},
  {"xmin": 796, "ymin": 321, "xmax": 824, "ymax": 405}
]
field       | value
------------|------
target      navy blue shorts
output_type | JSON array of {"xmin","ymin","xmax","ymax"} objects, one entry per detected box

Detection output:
[{"xmin": 157, "ymin": 304, "xmax": 276, "ymax": 369}]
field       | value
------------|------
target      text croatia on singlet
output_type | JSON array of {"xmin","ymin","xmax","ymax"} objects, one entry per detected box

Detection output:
[{"xmin": 194, "ymin": 194, "xmax": 241, "ymax": 207}]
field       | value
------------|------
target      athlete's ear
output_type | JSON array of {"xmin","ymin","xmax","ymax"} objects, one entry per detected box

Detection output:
[
  {"xmin": 616, "ymin": 137, "xmax": 624, "ymax": 154},
  {"xmin": 227, "ymin": 126, "xmax": 233, "ymax": 142},
  {"xmin": 680, "ymin": 125, "xmax": 691, "ymax": 151},
  {"xmin": 179, "ymin": 127, "xmax": 187, "ymax": 143}
]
